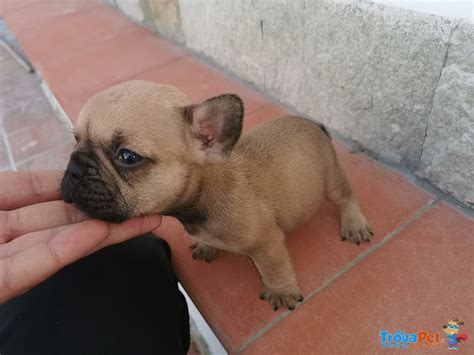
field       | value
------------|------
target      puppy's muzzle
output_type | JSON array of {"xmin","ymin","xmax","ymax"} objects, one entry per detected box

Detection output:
[{"xmin": 61, "ymin": 151, "xmax": 129, "ymax": 223}]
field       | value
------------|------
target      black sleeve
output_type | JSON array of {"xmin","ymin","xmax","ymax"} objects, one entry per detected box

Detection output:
[{"xmin": 0, "ymin": 234, "xmax": 190, "ymax": 355}]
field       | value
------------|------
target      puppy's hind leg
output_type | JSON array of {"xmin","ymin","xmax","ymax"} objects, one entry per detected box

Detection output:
[
  {"xmin": 326, "ymin": 160, "xmax": 373, "ymax": 245},
  {"xmin": 249, "ymin": 229, "xmax": 303, "ymax": 310}
]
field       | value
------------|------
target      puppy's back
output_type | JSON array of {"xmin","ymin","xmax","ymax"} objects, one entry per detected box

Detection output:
[{"xmin": 235, "ymin": 116, "xmax": 337, "ymax": 232}]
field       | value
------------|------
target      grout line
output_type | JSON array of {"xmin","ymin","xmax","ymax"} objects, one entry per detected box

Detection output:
[
  {"xmin": 14, "ymin": 141, "xmax": 72, "ymax": 170},
  {"xmin": 1, "ymin": 127, "xmax": 17, "ymax": 171},
  {"xmin": 0, "ymin": 37, "xmax": 34, "ymax": 72},
  {"xmin": 237, "ymin": 198, "xmax": 440, "ymax": 353},
  {"xmin": 234, "ymin": 308, "xmax": 290, "ymax": 354},
  {"xmin": 245, "ymin": 103, "xmax": 277, "ymax": 117},
  {"xmin": 40, "ymin": 80, "xmax": 73, "ymax": 130},
  {"xmin": 418, "ymin": 22, "xmax": 458, "ymax": 162},
  {"xmin": 120, "ymin": 54, "xmax": 188, "ymax": 84}
]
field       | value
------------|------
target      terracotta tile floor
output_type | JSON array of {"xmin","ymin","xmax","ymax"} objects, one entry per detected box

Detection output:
[{"xmin": 2, "ymin": 2, "xmax": 473, "ymax": 353}]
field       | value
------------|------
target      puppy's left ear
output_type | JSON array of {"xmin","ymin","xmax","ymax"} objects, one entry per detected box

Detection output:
[{"xmin": 184, "ymin": 94, "xmax": 244, "ymax": 163}]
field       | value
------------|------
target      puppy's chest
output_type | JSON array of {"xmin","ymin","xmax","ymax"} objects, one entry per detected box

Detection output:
[
  {"xmin": 170, "ymin": 209, "xmax": 232, "ymax": 249},
  {"xmin": 165, "ymin": 192, "xmax": 230, "ymax": 239},
  {"xmin": 167, "ymin": 206, "xmax": 208, "ymax": 235}
]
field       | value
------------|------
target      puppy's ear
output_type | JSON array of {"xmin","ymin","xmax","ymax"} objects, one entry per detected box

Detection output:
[{"xmin": 184, "ymin": 94, "xmax": 243, "ymax": 163}]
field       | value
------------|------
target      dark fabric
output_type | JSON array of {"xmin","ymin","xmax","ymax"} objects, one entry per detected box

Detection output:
[{"xmin": 0, "ymin": 234, "xmax": 190, "ymax": 355}]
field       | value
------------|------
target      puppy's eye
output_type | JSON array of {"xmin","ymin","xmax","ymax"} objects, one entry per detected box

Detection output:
[{"xmin": 117, "ymin": 148, "xmax": 143, "ymax": 165}]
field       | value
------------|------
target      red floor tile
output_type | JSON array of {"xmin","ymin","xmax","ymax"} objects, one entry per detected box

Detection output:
[
  {"xmin": 157, "ymin": 132, "xmax": 433, "ymax": 351},
  {"xmin": 243, "ymin": 104, "xmax": 289, "ymax": 131},
  {"xmin": 40, "ymin": 28, "xmax": 184, "ymax": 120},
  {"xmin": 4, "ymin": 0, "xmax": 96, "ymax": 35},
  {"xmin": 134, "ymin": 56, "xmax": 270, "ymax": 114},
  {"xmin": 13, "ymin": 5, "xmax": 136, "ymax": 66},
  {"xmin": 244, "ymin": 203, "xmax": 474, "ymax": 354}
]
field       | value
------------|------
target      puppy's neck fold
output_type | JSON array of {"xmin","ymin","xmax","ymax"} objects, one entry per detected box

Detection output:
[{"xmin": 165, "ymin": 160, "xmax": 239, "ymax": 235}]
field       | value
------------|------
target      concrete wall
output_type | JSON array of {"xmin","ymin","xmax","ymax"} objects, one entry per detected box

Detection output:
[
  {"xmin": 110, "ymin": 0, "xmax": 474, "ymax": 207},
  {"xmin": 374, "ymin": 0, "xmax": 474, "ymax": 23}
]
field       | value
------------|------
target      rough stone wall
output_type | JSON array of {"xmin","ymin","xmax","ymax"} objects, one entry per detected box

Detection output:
[
  {"xmin": 110, "ymin": 0, "xmax": 473, "ymax": 206},
  {"xmin": 418, "ymin": 22, "xmax": 474, "ymax": 204}
]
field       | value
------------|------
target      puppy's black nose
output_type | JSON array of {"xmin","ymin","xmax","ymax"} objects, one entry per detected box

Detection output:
[{"xmin": 66, "ymin": 160, "xmax": 84, "ymax": 179}]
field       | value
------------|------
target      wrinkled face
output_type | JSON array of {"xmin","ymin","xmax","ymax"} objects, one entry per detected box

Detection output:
[
  {"xmin": 61, "ymin": 81, "xmax": 192, "ymax": 222},
  {"xmin": 61, "ymin": 80, "xmax": 243, "ymax": 222}
]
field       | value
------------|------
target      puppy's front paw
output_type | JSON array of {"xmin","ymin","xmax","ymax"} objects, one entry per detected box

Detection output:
[
  {"xmin": 341, "ymin": 211, "xmax": 373, "ymax": 245},
  {"xmin": 190, "ymin": 242, "xmax": 218, "ymax": 262},
  {"xmin": 259, "ymin": 287, "xmax": 304, "ymax": 311}
]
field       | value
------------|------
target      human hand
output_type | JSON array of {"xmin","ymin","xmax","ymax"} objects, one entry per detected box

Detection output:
[{"xmin": 0, "ymin": 170, "xmax": 162, "ymax": 304}]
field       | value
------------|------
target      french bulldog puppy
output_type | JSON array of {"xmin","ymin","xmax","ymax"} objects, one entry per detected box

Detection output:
[{"xmin": 61, "ymin": 80, "xmax": 373, "ymax": 310}]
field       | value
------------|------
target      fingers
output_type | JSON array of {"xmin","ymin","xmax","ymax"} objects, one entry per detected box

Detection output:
[
  {"xmin": 153, "ymin": 216, "xmax": 185, "ymax": 238},
  {"xmin": 0, "ymin": 201, "xmax": 88, "ymax": 243},
  {"xmin": 0, "ymin": 171, "xmax": 64, "ymax": 211},
  {"xmin": 0, "ymin": 215, "xmax": 162, "ymax": 304},
  {"xmin": 0, "ymin": 225, "xmax": 70, "ymax": 259},
  {"xmin": 0, "ymin": 220, "xmax": 109, "ymax": 304},
  {"xmin": 89, "ymin": 214, "xmax": 163, "ymax": 253},
  {"xmin": 1, "ymin": 215, "xmax": 162, "ymax": 259}
]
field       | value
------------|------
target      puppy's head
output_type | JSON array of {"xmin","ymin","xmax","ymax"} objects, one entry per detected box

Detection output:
[{"xmin": 61, "ymin": 80, "xmax": 243, "ymax": 222}]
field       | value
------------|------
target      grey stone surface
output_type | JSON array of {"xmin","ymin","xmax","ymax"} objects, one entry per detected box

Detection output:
[
  {"xmin": 115, "ymin": 0, "xmax": 144, "ymax": 22},
  {"xmin": 144, "ymin": 0, "xmax": 184, "ymax": 42},
  {"xmin": 178, "ymin": 0, "xmax": 456, "ymax": 166},
  {"xmin": 419, "ymin": 22, "xmax": 474, "ymax": 204},
  {"xmin": 0, "ymin": 18, "xmax": 30, "ymax": 66},
  {"xmin": 111, "ymin": 0, "xmax": 184, "ymax": 42}
]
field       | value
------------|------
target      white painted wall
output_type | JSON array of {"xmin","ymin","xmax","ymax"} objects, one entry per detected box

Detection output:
[{"xmin": 373, "ymin": 0, "xmax": 474, "ymax": 23}]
